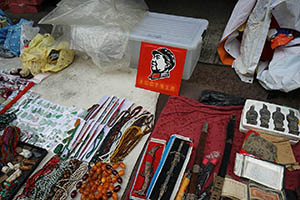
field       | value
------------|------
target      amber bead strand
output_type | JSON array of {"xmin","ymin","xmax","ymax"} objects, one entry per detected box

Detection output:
[{"xmin": 79, "ymin": 161, "xmax": 126, "ymax": 200}]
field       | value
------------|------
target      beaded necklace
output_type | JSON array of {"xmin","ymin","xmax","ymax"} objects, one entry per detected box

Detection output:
[
  {"xmin": 91, "ymin": 106, "xmax": 142, "ymax": 163},
  {"xmin": 27, "ymin": 159, "xmax": 71, "ymax": 199},
  {"xmin": 110, "ymin": 114, "xmax": 153, "ymax": 163},
  {"xmin": 51, "ymin": 161, "xmax": 89, "ymax": 200},
  {"xmin": 17, "ymin": 155, "xmax": 61, "ymax": 199}
]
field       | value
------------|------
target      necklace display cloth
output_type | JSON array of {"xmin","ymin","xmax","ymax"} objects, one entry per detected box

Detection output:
[{"xmin": 127, "ymin": 96, "xmax": 300, "ymax": 197}]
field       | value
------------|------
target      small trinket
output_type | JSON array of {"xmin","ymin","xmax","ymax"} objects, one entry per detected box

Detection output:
[
  {"xmin": 16, "ymin": 147, "xmax": 22, "ymax": 154},
  {"xmin": 272, "ymin": 107, "xmax": 285, "ymax": 131},
  {"xmin": 7, "ymin": 163, "xmax": 14, "ymax": 170},
  {"xmin": 6, "ymin": 169, "xmax": 22, "ymax": 182},
  {"xmin": 16, "ymin": 155, "xmax": 23, "ymax": 162},
  {"xmin": 20, "ymin": 149, "xmax": 32, "ymax": 159},
  {"xmin": 1, "ymin": 166, "xmax": 10, "ymax": 174},
  {"xmin": 13, "ymin": 163, "xmax": 21, "ymax": 170},
  {"xmin": 53, "ymin": 143, "xmax": 64, "ymax": 154},
  {"xmin": 259, "ymin": 104, "xmax": 270, "ymax": 128},
  {"xmin": 112, "ymin": 192, "xmax": 118, "ymax": 200},
  {"xmin": 118, "ymin": 169, "xmax": 125, "ymax": 176},
  {"xmin": 23, "ymin": 159, "xmax": 36, "ymax": 165},
  {"xmin": 106, "ymin": 164, "xmax": 112, "ymax": 170},
  {"xmin": 20, "ymin": 165, "xmax": 33, "ymax": 171},
  {"xmin": 246, "ymin": 105, "xmax": 258, "ymax": 125}
]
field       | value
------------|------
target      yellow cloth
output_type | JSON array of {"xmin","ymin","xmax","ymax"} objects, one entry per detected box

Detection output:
[{"xmin": 20, "ymin": 33, "xmax": 74, "ymax": 75}]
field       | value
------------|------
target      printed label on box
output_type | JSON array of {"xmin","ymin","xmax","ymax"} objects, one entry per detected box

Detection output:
[{"xmin": 136, "ymin": 42, "xmax": 187, "ymax": 96}]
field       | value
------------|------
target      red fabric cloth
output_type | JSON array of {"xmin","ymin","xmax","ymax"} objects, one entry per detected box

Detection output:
[
  {"xmin": 125, "ymin": 96, "xmax": 300, "ymax": 199},
  {"xmin": 149, "ymin": 96, "xmax": 300, "ymax": 191}
]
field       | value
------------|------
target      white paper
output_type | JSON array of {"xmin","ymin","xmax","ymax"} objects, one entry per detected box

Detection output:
[{"xmin": 234, "ymin": 153, "xmax": 284, "ymax": 190}]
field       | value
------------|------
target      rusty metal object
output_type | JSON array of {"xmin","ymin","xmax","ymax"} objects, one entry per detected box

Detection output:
[{"xmin": 134, "ymin": 145, "xmax": 161, "ymax": 196}]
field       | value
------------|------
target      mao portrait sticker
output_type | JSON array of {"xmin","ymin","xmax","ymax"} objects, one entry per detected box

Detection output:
[{"xmin": 136, "ymin": 42, "xmax": 187, "ymax": 96}]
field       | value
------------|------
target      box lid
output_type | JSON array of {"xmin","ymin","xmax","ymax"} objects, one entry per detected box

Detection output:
[{"xmin": 130, "ymin": 12, "xmax": 209, "ymax": 49}]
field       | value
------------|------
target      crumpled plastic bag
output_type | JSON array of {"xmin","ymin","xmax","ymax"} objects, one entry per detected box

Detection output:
[
  {"xmin": 0, "ymin": 18, "xmax": 30, "ymax": 57},
  {"xmin": 20, "ymin": 21, "xmax": 40, "ymax": 54},
  {"xmin": 20, "ymin": 33, "xmax": 75, "ymax": 76},
  {"xmin": 39, "ymin": 0, "xmax": 148, "ymax": 69}
]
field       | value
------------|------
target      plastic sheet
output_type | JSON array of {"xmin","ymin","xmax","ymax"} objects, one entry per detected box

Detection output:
[
  {"xmin": 20, "ymin": 21, "xmax": 40, "ymax": 54},
  {"xmin": 39, "ymin": 0, "xmax": 148, "ymax": 69}
]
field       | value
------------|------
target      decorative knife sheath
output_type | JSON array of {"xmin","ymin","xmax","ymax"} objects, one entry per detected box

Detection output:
[
  {"xmin": 186, "ymin": 122, "xmax": 209, "ymax": 200},
  {"xmin": 210, "ymin": 115, "xmax": 236, "ymax": 200}
]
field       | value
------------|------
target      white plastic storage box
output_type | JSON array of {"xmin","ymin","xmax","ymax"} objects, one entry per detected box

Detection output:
[{"xmin": 128, "ymin": 12, "xmax": 208, "ymax": 80}]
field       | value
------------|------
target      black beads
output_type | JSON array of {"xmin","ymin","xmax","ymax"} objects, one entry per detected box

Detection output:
[
  {"xmin": 117, "ymin": 177, "xmax": 123, "ymax": 184},
  {"xmin": 114, "ymin": 185, "xmax": 121, "ymax": 192},
  {"xmin": 112, "ymin": 170, "xmax": 118, "ymax": 176},
  {"xmin": 71, "ymin": 190, "xmax": 77, "ymax": 198},
  {"xmin": 82, "ymin": 174, "xmax": 89, "ymax": 181},
  {"xmin": 76, "ymin": 181, "xmax": 82, "ymax": 189}
]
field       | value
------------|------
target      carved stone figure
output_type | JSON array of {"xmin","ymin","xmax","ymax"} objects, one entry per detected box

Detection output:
[
  {"xmin": 246, "ymin": 105, "xmax": 258, "ymax": 125},
  {"xmin": 272, "ymin": 107, "xmax": 285, "ymax": 132},
  {"xmin": 287, "ymin": 110, "xmax": 299, "ymax": 135},
  {"xmin": 259, "ymin": 104, "xmax": 270, "ymax": 128}
]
